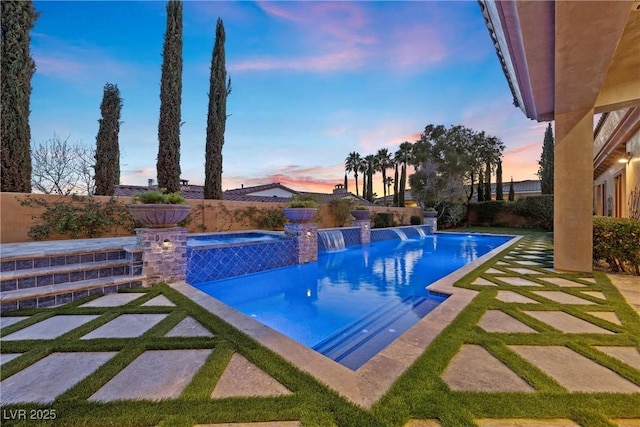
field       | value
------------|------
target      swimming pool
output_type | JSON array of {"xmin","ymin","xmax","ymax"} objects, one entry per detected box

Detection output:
[
  {"xmin": 187, "ymin": 231, "xmax": 285, "ymax": 247},
  {"xmin": 196, "ymin": 232, "xmax": 512, "ymax": 369}
]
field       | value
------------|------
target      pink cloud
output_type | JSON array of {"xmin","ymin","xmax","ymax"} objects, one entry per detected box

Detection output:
[{"xmin": 229, "ymin": 48, "xmax": 367, "ymax": 73}]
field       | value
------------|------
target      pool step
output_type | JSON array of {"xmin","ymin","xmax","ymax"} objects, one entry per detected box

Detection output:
[
  {"xmin": 313, "ymin": 295, "xmax": 444, "ymax": 370},
  {"xmin": 0, "ymin": 246, "xmax": 145, "ymax": 313}
]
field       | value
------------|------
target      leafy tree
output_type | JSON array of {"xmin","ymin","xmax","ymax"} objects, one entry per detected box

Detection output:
[
  {"xmin": 345, "ymin": 151, "xmax": 362, "ymax": 196},
  {"xmin": 32, "ymin": 134, "xmax": 95, "ymax": 195},
  {"xmin": 94, "ymin": 83, "xmax": 122, "ymax": 196},
  {"xmin": 496, "ymin": 159, "xmax": 504, "ymax": 200},
  {"xmin": 1, "ymin": 0, "xmax": 38, "ymax": 192},
  {"xmin": 157, "ymin": 0, "xmax": 183, "ymax": 194},
  {"xmin": 204, "ymin": 18, "xmax": 231, "ymax": 200},
  {"xmin": 538, "ymin": 123, "xmax": 554, "ymax": 194},
  {"xmin": 508, "ymin": 177, "xmax": 515, "ymax": 201}
]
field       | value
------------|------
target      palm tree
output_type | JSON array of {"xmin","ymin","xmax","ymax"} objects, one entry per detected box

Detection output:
[
  {"xmin": 364, "ymin": 154, "xmax": 377, "ymax": 202},
  {"xmin": 345, "ymin": 151, "xmax": 362, "ymax": 196},
  {"xmin": 376, "ymin": 148, "xmax": 392, "ymax": 204},
  {"xmin": 358, "ymin": 157, "xmax": 368, "ymax": 200},
  {"xmin": 395, "ymin": 141, "xmax": 413, "ymax": 207},
  {"xmin": 385, "ymin": 176, "xmax": 394, "ymax": 205}
]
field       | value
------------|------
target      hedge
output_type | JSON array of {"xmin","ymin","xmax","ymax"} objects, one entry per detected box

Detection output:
[{"xmin": 593, "ymin": 216, "xmax": 640, "ymax": 275}]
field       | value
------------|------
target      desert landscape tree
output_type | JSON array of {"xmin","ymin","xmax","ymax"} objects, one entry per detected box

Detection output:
[
  {"xmin": 156, "ymin": 0, "xmax": 183, "ymax": 193},
  {"xmin": 204, "ymin": 18, "xmax": 231, "ymax": 200},
  {"xmin": 1, "ymin": 0, "xmax": 38, "ymax": 192},
  {"xmin": 94, "ymin": 83, "xmax": 122, "ymax": 196}
]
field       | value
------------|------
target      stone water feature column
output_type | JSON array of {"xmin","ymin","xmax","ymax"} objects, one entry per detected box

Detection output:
[
  {"xmin": 423, "ymin": 216, "xmax": 438, "ymax": 232},
  {"xmin": 136, "ymin": 227, "xmax": 188, "ymax": 284},
  {"xmin": 351, "ymin": 220, "xmax": 371, "ymax": 244},
  {"xmin": 284, "ymin": 223, "xmax": 318, "ymax": 264}
]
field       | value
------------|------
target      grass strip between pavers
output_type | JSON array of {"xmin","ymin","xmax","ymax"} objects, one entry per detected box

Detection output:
[{"xmin": 1, "ymin": 229, "xmax": 638, "ymax": 426}]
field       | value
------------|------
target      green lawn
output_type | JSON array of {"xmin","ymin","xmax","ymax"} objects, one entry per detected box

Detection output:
[{"xmin": 1, "ymin": 229, "xmax": 638, "ymax": 426}]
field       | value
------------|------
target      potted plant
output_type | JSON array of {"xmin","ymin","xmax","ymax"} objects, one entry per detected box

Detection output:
[
  {"xmin": 350, "ymin": 205, "xmax": 371, "ymax": 220},
  {"xmin": 128, "ymin": 189, "xmax": 191, "ymax": 228},
  {"xmin": 424, "ymin": 207, "xmax": 438, "ymax": 218},
  {"xmin": 283, "ymin": 198, "xmax": 318, "ymax": 223}
]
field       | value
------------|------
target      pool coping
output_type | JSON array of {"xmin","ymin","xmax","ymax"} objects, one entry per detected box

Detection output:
[{"xmin": 171, "ymin": 232, "xmax": 521, "ymax": 408}]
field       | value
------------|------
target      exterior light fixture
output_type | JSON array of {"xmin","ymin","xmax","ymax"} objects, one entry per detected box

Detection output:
[
  {"xmin": 618, "ymin": 152, "xmax": 632, "ymax": 163},
  {"xmin": 162, "ymin": 239, "xmax": 172, "ymax": 249}
]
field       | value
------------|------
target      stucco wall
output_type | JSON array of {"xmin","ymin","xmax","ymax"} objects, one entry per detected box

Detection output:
[{"xmin": 0, "ymin": 193, "xmax": 422, "ymax": 243}]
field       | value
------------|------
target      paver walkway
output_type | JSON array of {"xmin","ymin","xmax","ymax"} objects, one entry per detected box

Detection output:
[{"xmin": 1, "ymin": 233, "xmax": 638, "ymax": 426}]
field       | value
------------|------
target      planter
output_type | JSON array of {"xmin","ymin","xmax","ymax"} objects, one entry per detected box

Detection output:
[
  {"xmin": 283, "ymin": 208, "xmax": 317, "ymax": 223},
  {"xmin": 350, "ymin": 210, "xmax": 371, "ymax": 220},
  {"xmin": 128, "ymin": 204, "xmax": 191, "ymax": 228},
  {"xmin": 423, "ymin": 211, "xmax": 438, "ymax": 218}
]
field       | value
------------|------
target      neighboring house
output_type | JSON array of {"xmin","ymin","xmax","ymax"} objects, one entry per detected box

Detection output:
[
  {"xmin": 592, "ymin": 108, "xmax": 640, "ymax": 219},
  {"xmin": 115, "ymin": 181, "xmax": 373, "ymax": 206}
]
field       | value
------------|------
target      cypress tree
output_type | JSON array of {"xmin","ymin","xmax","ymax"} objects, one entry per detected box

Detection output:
[
  {"xmin": 538, "ymin": 123, "xmax": 554, "ymax": 194},
  {"xmin": 94, "ymin": 83, "xmax": 122, "ymax": 196},
  {"xmin": 477, "ymin": 173, "xmax": 484, "ymax": 202},
  {"xmin": 157, "ymin": 0, "xmax": 183, "ymax": 194},
  {"xmin": 508, "ymin": 177, "xmax": 515, "ymax": 201},
  {"xmin": 1, "ymin": 1, "xmax": 38, "ymax": 193},
  {"xmin": 484, "ymin": 162, "xmax": 492, "ymax": 201},
  {"xmin": 495, "ymin": 159, "xmax": 504, "ymax": 200},
  {"xmin": 204, "ymin": 18, "xmax": 231, "ymax": 199}
]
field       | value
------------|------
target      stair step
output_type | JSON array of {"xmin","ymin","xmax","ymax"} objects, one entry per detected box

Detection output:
[
  {"xmin": 1, "ymin": 249, "xmax": 127, "ymax": 272},
  {"xmin": 0, "ymin": 259, "xmax": 130, "ymax": 281},
  {"xmin": 0, "ymin": 275, "xmax": 147, "ymax": 313}
]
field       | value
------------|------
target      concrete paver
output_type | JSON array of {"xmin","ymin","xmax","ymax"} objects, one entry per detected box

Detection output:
[
  {"xmin": 485, "ymin": 268, "xmax": 504, "ymax": 274},
  {"xmin": 612, "ymin": 419, "xmax": 640, "ymax": 426},
  {"xmin": 586, "ymin": 311, "xmax": 621, "ymax": 325},
  {"xmin": 3, "ymin": 315, "xmax": 99, "ymax": 340},
  {"xmin": 0, "ymin": 353, "xmax": 22, "ymax": 365},
  {"xmin": 478, "ymin": 310, "xmax": 538, "ymax": 333},
  {"xmin": 539, "ymin": 277, "xmax": 587, "ymax": 287},
  {"xmin": 513, "ymin": 261, "xmax": 544, "ymax": 266},
  {"xmin": 81, "ymin": 314, "xmax": 167, "ymax": 339},
  {"xmin": 195, "ymin": 423, "xmax": 301, "ymax": 427},
  {"xmin": 471, "ymin": 277, "xmax": 497, "ymax": 286},
  {"xmin": 403, "ymin": 420, "xmax": 441, "ymax": 427},
  {"xmin": 496, "ymin": 291, "xmax": 539, "ymax": 304},
  {"xmin": 141, "ymin": 295, "xmax": 176, "ymax": 307},
  {"xmin": 498, "ymin": 277, "xmax": 543, "ymax": 287},
  {"xmin": 165, "ymin": 316, "xmax": 214, "ymax": 337},
  {"xmin": 580, "ymin": 291, "xmax": 606, "ymax": 300},
  {"xmin": 441, "ymin": 344, "xmax": 534, "ymax": 392},
  {"xmin": 509, "ymin": 345, "xmax": 640, "ymax": 393},
  {"xmin": 0, "ymin": 352, "xmax": 116, "ymax": 404},
  {"xmin": 80, "ymin": 293, "xmax": 145, "ymax": 307},
  {"xmin": 523, "ymin": 311, "xmax": 614, "ymax": 334},
  {"xmin": 594, "ymin": 346, "xmax": 640, "ymax": 369},
  {"xmin": 507, "ymin": 268, "xmax": 543, "ymax": 275},
  {"xmin": 89, "ymin": 349, "xmax": 211, "ymax": 401},
  {"xmin": 212, "ymin": 353, "xmax": 292, "ymax": 398},
  {"xmin": 0, "ymin": 316, "xmax": 30, "ymax": 329},
  {"xmin": 531, "ymin": 291, "xmax": 596, "ymax": 305}
]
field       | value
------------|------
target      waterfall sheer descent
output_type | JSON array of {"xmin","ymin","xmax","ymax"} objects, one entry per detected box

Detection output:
[
  {"xmin": 391, "ymin": 228, "xmax": 408, "ymax": 241},
  {"xmin": 319, "ymin": 230, "xmax": 346, "ymax": 252}
]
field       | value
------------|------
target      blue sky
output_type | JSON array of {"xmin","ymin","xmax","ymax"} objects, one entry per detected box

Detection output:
[{"xmin": 30, "ymin": 0, "xmax": 547, "ymax": 195}]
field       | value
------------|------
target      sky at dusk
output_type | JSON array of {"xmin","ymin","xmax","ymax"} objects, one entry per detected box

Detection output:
[{"xmin": 29, "ymin": 0, "xmax": 548, "ymax": 195}]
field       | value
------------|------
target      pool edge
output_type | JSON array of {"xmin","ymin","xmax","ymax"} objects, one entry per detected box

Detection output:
[{"xmin": 170, "ymin": 233, "xmax": 522, "ymax": 408}]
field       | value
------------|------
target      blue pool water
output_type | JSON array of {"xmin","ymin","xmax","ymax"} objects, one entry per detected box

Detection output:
[
  {"xmin": 196, "ymin": 233, "xmax": 512, "ymax": 369},
  {"xmin": 188, "ymin": 232, "xmax": 284, "ymax": 246}
]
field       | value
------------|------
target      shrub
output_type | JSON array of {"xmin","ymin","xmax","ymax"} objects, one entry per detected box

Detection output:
[
  {"xmin": 19, "ymin": 195, "xmax": 137, "ymax": 240},
  {"xmin": 372, "ymin": 212, "xmax": 394, "ymax": 228},
  {"xmin": 593, "ymin": 216, "xmax": 640, "ymax": 275},
  {"xmin": 133, "ymin": 189, "xmax": 185, "ymax": 204},
  {"xmin": 476, "ymin": 201, "xmax": 505, "ymax": 224},
  {"xmin": 329, "ymin": 198, "xmax": 354, "ymax": 227},
  {"xmin": 288, "ymin": 200, "xmax": 317, "ymax": 208},
  {"xmin": 410, "ymin": 215, "xmax": 422, "ymax": 225},
  {"xmin": 513, "ymin": 195, "xmax": 553, "ymax": 229},
  {"xmin": 437, "ymin": 202, "xmax": 466, "ymax": 229}
]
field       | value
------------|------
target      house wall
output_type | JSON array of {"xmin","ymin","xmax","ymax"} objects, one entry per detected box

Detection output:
[
  {"xmin": 247, "ymin": 188, "xmax": 295, "ymax": 198},
  {"xmin": 593, "ymin": 128, "xmax": 640, "ymax": 218},
  {"xmin": 0, "ymin": 193, "xmax": 422, "ymax": 243}
]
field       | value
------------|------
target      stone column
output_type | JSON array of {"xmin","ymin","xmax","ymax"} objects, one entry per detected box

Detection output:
[
  {"xmin": 423, "ymin": 216, "xmax": 437, "ymax": 232},
  {"xmin": 136, "ymin": 227, "xmax": 188, "ymax": 284},
  {"xmin": 284, "ymin": 223, "xmax": 318, "ymax": 264},
  {"xmin": 351, "ymin": 220, "xmax": 371, "ymax": 244},
  {"xmin": 554, "ymin": 109, "xmax": 594, "ymax": 272}
]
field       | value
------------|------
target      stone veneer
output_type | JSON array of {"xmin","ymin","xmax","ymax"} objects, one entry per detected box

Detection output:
[
  {"xmin": 284, "ymin": 223, "xmax": 318, "ymax": 264},
  {"xmin": 351, "ymin": 220, "xmax": 371, "ymax": 244},
  {"xmin": 136, "ymin": 227, "xmax": 188, "ymax": 284},
  {"xmin": 424, "ymin": 216, "xmax": 437, "ymax": 232}
]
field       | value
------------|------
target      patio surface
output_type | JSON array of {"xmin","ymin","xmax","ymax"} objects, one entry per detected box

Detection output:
[{"xmin": 0, "ymin": 233, "xmax": 638, "ymax": 426}]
